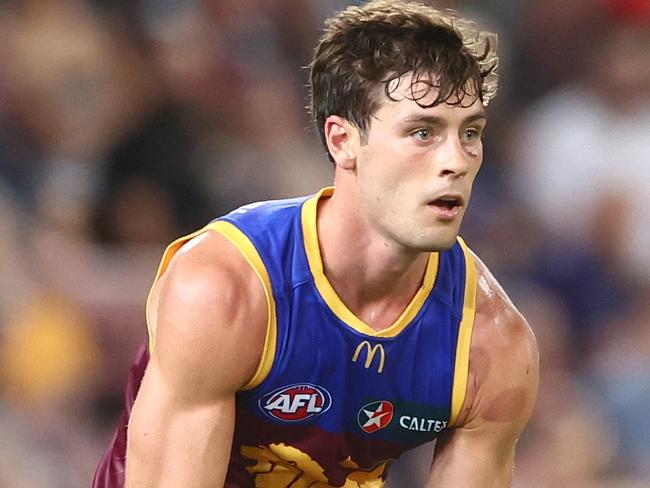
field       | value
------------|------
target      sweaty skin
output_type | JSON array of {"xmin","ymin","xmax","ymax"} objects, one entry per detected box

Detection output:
[{"xmin": 125, "ymin": 78, "xmax": 539, "ymax": 487}]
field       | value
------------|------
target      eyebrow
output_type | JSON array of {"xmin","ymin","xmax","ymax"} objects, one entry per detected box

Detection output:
[{"xmin": 400, "ymin": 112, "xmax": 487, "ymax": 126}]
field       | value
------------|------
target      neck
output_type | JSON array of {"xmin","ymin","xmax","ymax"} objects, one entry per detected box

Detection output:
[{"xmin": 316, "ymin": 187, "xmax": 430, "ymax": 330}]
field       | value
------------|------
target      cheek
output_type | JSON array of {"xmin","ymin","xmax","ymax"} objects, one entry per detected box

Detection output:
[
  {"xmin": 473, "ymin": 161, "xmax": 483, "ymax": 180},
  {"xmin": 467, "ymin": 152, "xmax": 483, "ymax": 180},
  {"xmin": 358, "ymin": 149, "xmax": 405, "ymax": 189},
  {"xmin": 358, "ymin": 140, "xmax": 428, "ymax": 201}
]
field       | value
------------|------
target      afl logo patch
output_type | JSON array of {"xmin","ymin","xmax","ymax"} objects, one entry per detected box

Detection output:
[
  {"xmin": 357, "ymin": 400, "xmax": 394, "ymax": 433},
  {"xmin": 259, "ymin": 383, "xmax": 332, "ymax": 422}
]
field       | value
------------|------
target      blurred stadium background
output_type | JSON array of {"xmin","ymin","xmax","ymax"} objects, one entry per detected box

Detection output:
[{"xmin": 0, "ymin": 0, "xmax": 648, "ymax": 486}]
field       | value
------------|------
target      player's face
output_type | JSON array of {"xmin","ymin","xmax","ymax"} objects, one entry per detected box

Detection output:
[{"xmin": 355, "ymin": 77, "xmax": 486, "ymax": 252}]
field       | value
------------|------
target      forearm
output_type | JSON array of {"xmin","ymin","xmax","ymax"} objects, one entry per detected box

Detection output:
[
  {"xmin": 125, "ymin": 377, "xmax": 236, "ymax": 487},
  {"xmin": 428, "ymin": 454, "xmax": 514, "ymax": 487},
  {"xmin": 427, "ymin": 433, "xmax": 515, "ymax": 488}
]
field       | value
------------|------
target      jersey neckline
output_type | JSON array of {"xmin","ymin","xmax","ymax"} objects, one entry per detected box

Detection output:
[{"xmin": 300, "ymin": 187, "xmax": 439, "ymax": 338}]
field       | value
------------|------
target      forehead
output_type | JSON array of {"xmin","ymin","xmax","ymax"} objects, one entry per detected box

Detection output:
[{"xmin": 371, "ymin": 72, "xmax": 484, "ymax": 121}]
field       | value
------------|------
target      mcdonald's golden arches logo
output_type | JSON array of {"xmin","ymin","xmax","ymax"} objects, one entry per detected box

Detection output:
[{"xmin": 352, "ymin": 341, "xmax": 385, "ymax": 374}]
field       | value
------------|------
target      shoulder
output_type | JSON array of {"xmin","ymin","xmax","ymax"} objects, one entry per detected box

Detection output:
[
  {"xmin": 456, "ymin": 250, "xmax": 539, "ymax": 431},
  {"xmin": 472, "ymin": 251, "xmax": 538, "ymax": 374},
  {"xmin": 148, "ymin": 229, "xmax": 269, "ymax": 394},
  {"xmin": 155, "ymin": 230, "xmax": 267, "ymax": 319}
]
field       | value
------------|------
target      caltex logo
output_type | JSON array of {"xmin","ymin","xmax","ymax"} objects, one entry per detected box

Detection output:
[
  {"xmin": 357, "ymin": 400, "xmax": 394, "ymax": 433},
  {"xmin": 259, "ymin": 383, "xmax": 331, "ymax": 422}
]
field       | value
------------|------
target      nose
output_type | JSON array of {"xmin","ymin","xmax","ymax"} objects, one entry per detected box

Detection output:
[{"xmin": 437, "ymin": 135, "xmax": 470, "ymax": 178}]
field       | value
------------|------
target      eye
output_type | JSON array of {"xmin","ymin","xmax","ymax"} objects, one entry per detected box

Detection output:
[
  {"xmin": 411, "ymin": 128, "xmax": 432, "ymax": 141},
  {"xmin": 463, "ymin": 127, "xmax": 483, "ymax": 142}
]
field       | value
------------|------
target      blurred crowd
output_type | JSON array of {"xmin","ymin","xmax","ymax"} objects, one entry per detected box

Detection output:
[{"xmin": 0, "ymin": 0, "xmax": 648, "ymax": 486}]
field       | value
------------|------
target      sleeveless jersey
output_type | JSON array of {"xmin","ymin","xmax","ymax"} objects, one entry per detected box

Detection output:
[{"xmin": 92, "ymin": 187, "xmax": 477, "ymax": 488}]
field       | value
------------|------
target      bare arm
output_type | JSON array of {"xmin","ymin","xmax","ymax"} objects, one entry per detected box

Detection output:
[
  {"xmin": 125, "ymin": 231, "xmax": 267, "ymax": 488},
  {"xmin": 427, "ymin": 255, "xmax": 539, "ymax": 487}
]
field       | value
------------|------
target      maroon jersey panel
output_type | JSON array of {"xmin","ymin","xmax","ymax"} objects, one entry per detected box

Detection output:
[{"xmin": 93, "ymin": 342, "xmax": 149, "ymax": 488}]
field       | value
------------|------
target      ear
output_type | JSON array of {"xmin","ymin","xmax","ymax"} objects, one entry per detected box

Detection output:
[{"xmin": 324, "ymin": 115, "xmax": 360, "ymax": 171}]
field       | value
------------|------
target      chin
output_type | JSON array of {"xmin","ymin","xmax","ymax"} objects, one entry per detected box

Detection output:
[
  {"xmin": 431, "ymin": 239, "xmax": 458, "ymax": 252},
  {"xmin": 410, "ymin": 234, "xmax": 458, "ymax": 253}
]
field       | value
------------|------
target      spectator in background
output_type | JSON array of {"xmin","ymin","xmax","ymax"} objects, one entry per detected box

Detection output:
[
  {"xmin": 511, "ymin": 286, "xmax": 617, "ymax": 488},
  {"xmin": 510, "ymin": 0, "xmax": 650, "ymax": 481},
  {"xmin": 513, "ymin": 0, "xmax": 650, "ymax": 280},
  {"xmin": 0, "ymin": 1, "xmax": 202, "ymax": 485},
  {"xmin": 511, "ymin": 0, "xmax": 650, "ymax": 343},
  {"xmin": 589, "ymin": 288, "xmax": 650, "ymax": 479}
]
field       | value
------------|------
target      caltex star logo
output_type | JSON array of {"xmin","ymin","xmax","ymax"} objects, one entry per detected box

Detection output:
[{"xmin": 357, "ymin": 401, "xmax": 394, "ymax": 433}]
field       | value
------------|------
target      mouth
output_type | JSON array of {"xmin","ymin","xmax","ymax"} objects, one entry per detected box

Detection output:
[{"xmin": 427, "ymin": 194, "xmax": 464, "ymax": 220}]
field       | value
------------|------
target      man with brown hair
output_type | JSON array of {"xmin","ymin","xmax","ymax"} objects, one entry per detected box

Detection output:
[{"xmin": 94, "ymin": 1, "xmax": 538, "ymax": 486}]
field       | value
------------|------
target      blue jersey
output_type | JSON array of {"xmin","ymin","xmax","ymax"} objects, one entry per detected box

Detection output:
[{"xmin": 147, "ymin": 187, "xmax": 477, "ymax": 488}]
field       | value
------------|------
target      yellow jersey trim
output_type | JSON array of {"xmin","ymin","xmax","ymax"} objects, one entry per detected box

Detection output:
[
  {"xmin": 145, "ymin": 228, "xmax": 206, "ymax": 353},
  {"xmin": 449, "ymin": 237, "xmax": 477, "ymax": 426},
  {"xmin": 144, "ymin": 221, "xmax": 277, "ymax": 391},
  {"xmin": 207, "ymin": 221, "xmax": 277, "ymax": 390},
  {"xmin": 301, "ymin": 187, "xmax": 439, "ymax": 338}
]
